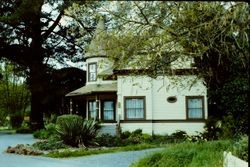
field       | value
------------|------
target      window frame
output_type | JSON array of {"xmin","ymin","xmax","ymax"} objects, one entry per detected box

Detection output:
[
  {"xmin": 88, "ymin": 62, "xmax": 97, "ymax": 82},
  {"xmin": 186, "ymin": 96, "xmax": 205, "ymax": 120},
  {"xmin": 124, "ymin": 96, "xmax": 146, "ymax": 120},
  {"xmin": 101, "ymin": 100, "xmax": 116, "ymax": 122}
]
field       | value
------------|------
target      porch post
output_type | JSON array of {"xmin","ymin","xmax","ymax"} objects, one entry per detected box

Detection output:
[
  {"xmin": 95, "ymin": 95, "xmax": 100, "ymax": 120},
  {"xmin": 70, "ymin": 98, "xmax": 73, "ymax": 114}
]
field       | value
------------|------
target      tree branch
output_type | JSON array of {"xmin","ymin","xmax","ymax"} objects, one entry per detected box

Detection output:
[{"xmin": 42, "ymin": 10, "xmax": 64, "ymax": 39}]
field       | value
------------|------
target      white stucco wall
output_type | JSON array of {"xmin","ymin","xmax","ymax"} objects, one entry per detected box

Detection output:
[
  {"xmin": 121, "ymin": 122, "xmax": 205, "ymax": 135},
  {"xmin": 117, "ymin": 75, "xmax": 208, "ymax": 135}
]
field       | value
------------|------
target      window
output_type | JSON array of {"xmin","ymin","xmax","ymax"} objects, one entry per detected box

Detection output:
[
  {"xmin": 88, "ymin": 63, "xmax": 97, "ymax": 81},
  {"xmin": 88, "ymin": 101, "xmax": 98, "ymax": 119},
  {"xmin": 186, "ymin": 96, "xmax": 204, "ymax": 119},
  {"xmin": 102, "ymin": 101, "xmax": 115, "ymax": 121},
  {"xmin": 124, "ymin": 97, "xmax": 145, "ymax": 120}
]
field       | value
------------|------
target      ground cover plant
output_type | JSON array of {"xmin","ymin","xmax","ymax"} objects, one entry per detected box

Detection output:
[{"xmin": 131, "ymin": 140, "xmax": 232, "ymax": 167}]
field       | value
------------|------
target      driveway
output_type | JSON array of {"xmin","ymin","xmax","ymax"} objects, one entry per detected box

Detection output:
[{"xmin": 0, "ymin": 134, "xmax": 160, "ymax": 167}]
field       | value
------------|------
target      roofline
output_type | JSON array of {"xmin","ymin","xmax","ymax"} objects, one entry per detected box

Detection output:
[{"xmin": 84, "ymin": 55, "xmax": 107, "ymax": 61}]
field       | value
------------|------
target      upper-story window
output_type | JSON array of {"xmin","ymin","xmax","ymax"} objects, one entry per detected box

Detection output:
[{"xmin": 88, "ymin": 62, "xmax": 97, "ymax": 82}]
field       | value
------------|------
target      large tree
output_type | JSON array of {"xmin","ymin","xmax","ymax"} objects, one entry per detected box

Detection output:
[{"xmin": 0, "ymin": 0, "xmax": 97, "ymax": 129}]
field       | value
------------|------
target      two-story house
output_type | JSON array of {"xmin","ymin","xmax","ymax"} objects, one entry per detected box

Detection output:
[{"xmin": 66, "ymin": 18, "xmax": 208, "ymax": 135}]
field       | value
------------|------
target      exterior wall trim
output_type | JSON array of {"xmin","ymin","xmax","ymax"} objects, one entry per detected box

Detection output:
[{"xmin": 120, "ymin": 119, "xmax": 206, "ymax": 123}]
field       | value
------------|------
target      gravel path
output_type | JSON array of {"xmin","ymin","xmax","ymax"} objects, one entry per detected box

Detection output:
[{"xmin": 0, "ymin": 134, "xmax": 160, "ymax": 167}]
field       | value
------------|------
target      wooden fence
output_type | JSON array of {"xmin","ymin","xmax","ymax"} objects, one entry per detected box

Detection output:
[{"xmin": 223, "ymin": 151, "xmax": 248, "ymax": 167}]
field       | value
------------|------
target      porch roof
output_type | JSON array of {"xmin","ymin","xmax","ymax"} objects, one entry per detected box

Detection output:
[{"xmin": 66, "ymin": 82, "xmax": 117, "ymax": 97}]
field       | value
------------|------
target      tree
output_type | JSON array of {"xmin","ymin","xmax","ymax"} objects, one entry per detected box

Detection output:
[
  {"xmin": 72, "ymin": 2, "xmax": 249, "ymax": 135},
  {"xmin": 0, "ymin": 0, "xmax": 97, "ymax": 129},
  {"xmin": 43, "ymin": 67, "xmax": 86, "ymax": 116},
  {"xmin": 0, "ymin": 60, "xmax": 30, "ymax": 128}
]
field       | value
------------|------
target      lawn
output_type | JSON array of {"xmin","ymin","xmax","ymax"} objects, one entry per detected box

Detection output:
[{"xmin": 131, "ymin": 140, "xmax": 232, "ymax": 167}]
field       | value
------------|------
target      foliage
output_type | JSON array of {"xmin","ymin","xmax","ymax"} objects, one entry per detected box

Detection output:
[
  {"xmin": 202, "ymin": 116, "xmax": 222, "ymax": 140},
  {"xmin": 71, "ymin": 2, "xmax": 249, "ymax": 136},
  {"xmin": 168, "ymin": 130, "xmax": 188, "ymax": 142},
  {"xmin": 6, "ymin": 144, "xmax": 43, "ymax": 156},
  {"xmin": 16, "ymin": 122, "xmax": 32, "ymax": 134},
  {"xmin": 32, "ymin": 137, "xmax": 67, "ymax": 151},
  {"xmin": 56, "ymin": 114, "xmax": 83, "ymax": 126},
  {"xmin": 232, "ymin": 135, "xmax": 248, "ymax": 162},
  {"xmin": 0, "ymin": 61, "xmax": 30, "ymax": 128},
  {"xmin": 56, "ymin": 115, "xmax": 101, "ymax": 147},
  {"xmin": 95, "ymin": 133, "xmax": 122, "ymax": 147},
  {"xmin": 46, "ymin": 143, "xmax": 157, "ymax": 158},
  {"xmin": 0, "ymin": 110, "xmax": 8, "ymax": 127},
  {"xmin": 33, "ymin": 123, "xmax": 57, "ymax": 139},
  {"xmin": 0, "ymin": 0, "xmax": 95, "ymax": 129},
  {"xmin": 131, "ymin": 140, "xmax": 231, "ymax": 167}
]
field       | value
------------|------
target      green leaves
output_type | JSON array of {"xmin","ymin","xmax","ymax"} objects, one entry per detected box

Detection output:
[{"xmin": 56, "ymin": 115, "xmax": 101, "ymax": 147}]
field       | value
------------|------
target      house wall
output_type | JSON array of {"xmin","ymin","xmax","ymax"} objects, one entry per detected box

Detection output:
[{"xmin": 117, "ymin": 75, "xmax": 207, "ymax": 135}]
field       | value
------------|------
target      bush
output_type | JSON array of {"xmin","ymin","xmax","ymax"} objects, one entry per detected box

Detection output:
[
  {"xmin": 202, "ymin": 116, "xmax": 222, "ymax": 140},
  {"xmin": 56, "ymin": 114, "xmax": 82, "ymax": 126},
  {"xmin": 167, "ymin": 130, "xmax": 188, "ymax": 143},
  {"xmin": 33, "ymin": 129, "xmax": 49, "ymax": 139},
  {"xmin": 95, "ymin": 133, "xmax": 122, "ymax": 147},
  {"xmin": 10, "ymin": 113, "xmax": 24, "ymax": 129},
  {"xmin": 33, "ymin": 123, "xmax": 57, "ymax": 139},
  {"xmin": 32, "ymin": 137, "xmax": 67, "ymax": 151},
  {"xmin": 16, "ymin": 121, "xmax": 32, "ymax": 134},
  {"xmin": 232, "ymin": 135, "xmax": 248, "ymax": 162},
  {"xmin": 56, "ymin": 115, "xmax": 101, "ymax": 147},
  {"xmin": 121, "ymin": 131, "xmax": 131, "ymax": 139}
]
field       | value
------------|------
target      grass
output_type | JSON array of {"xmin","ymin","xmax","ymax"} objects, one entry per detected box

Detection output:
[
  {"xmin": 131, "ymin": 140, "xmax": 232, "ymax": 167},
  {"xmin": 0, "ymin": 128, "xmax": 16, "ymax": 134},
  {"xmin": 46, "ymin": 143, "xmax": 159, "ymax": 158}
]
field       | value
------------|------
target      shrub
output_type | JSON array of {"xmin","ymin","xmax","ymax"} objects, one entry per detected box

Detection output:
[
  {"xmin": 16, "ymin": 126, "xmax": 32, "ymax": 134},
  {"xmin": 56, "ymin": 115, "xmax": 101, "ymax": 147},
  {"xmin": 124, "ymin": 129, "xmax": 153, "ymax": 145},
  {"xmin": 167, "ymin": 130, "xmax": 188, "ymax": 143},
  {"xmin": 121, "ymin": 131, "xmax": 131, "ymax": 139},
  {"xmin": 33, "ymin": 123, "xmax": 57, "ymax": 139},
  {"xmin": 95, "ymin": 133, "xmax": 122, "ymax": 147},
  {"xmin": 202, "ymin": 116, "xmax": 222, "ymax": 140},
  {"xmin": 56, "ymin": 114, "xmax": 82, "ymax": 126},
  {"xmin": 79, "ymin": 119, "xmax": 101, "ymax": 146},
  {"xmin": 56, "ymin": 115, "xmax": 83, "ymax": 147},
  {"xmin": 232, "ymin": 135, "xmax": 248, "ymax": 162},
  {"xmin": 16, "ymin": 121, "xmax": 32, "ymax": 134},
  {"xmin": 32, "ymin": 137, "xmax": 67, "ymax": 151},
  {"xmin": 33, "ymin": 129, "xmax": 49, "ymax": 139},
  {"xmin": 10, "ymin": 112, "xmax": 24, "ymax": 129}
]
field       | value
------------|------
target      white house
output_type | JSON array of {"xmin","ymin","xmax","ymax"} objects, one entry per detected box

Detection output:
[{"xmin": 66, "ymin": 18, "xmax": 208, "ymax": 135}]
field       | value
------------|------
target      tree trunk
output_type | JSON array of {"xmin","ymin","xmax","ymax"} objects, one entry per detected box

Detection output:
[{"xmin": 29, "ymin": 66, "xmax": 45, "ymax": 130}]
